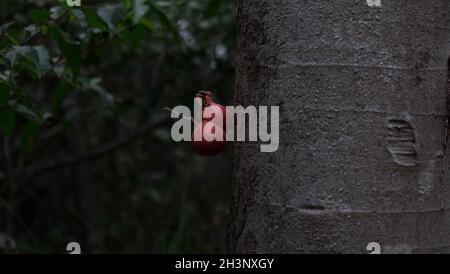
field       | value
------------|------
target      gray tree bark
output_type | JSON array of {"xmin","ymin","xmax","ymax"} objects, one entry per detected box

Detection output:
[{"xmin": 229, "ymin": 0, "xmax": 450, "ymax": 254}]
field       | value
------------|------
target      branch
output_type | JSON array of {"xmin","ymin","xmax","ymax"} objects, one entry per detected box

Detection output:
[
  {"xmin": 21, "ymin": 117, "xmax": 171, "ymax": 178},
  {"xmin": 164, "ymin": 107, "xmax": 193, "ymax": 122}
]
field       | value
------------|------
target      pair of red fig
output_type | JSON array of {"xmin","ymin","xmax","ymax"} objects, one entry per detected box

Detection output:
[{"xmin": 191, "ymin": 91, "xmax": 227, "ymax": 157}]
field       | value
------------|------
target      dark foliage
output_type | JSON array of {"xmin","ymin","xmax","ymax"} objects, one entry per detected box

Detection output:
[{"xmin": 0, "ymin": 0, "xmax": 235, "ymax": 253}]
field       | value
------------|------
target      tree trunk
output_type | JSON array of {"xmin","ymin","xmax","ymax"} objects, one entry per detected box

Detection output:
[{"xmin": 229, "ymin": 0, "xmax": 450, "ymax": 254}]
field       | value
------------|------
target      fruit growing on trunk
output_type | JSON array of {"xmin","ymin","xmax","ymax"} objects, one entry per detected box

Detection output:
[
  {"xmin": 192, "ymin": 91, "xmax": 227, "ymax": 157},
  {"xmin": 196, "ymin": 90, "xmax": 227, "ymax": 130},
  {"xmin": 192, "ymin": 121, "xmax": 226, "ymax": 157}
]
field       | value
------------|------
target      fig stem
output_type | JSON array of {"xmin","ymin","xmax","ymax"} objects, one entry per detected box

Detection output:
[{"xmin": 164, "ymin": 107, "xmax": 194, "ymax": 122}]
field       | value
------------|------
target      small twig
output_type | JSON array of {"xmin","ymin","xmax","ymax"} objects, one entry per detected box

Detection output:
[
  {"xmin": 164, "ymin": 107, "xmax": 194, "ymax": 122},
  {"xmin": 20, "ymin": 117, "xmax": 170, "ymax": 178}
]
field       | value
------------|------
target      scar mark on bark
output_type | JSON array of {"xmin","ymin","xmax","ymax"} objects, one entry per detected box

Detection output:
[
  {"xmin": 300, "ymin": 204, "xmax": 326, "ymax": 211},
  {"xmin": 386, "ymin": 119, "xmax": 417, "ymax": 167}
]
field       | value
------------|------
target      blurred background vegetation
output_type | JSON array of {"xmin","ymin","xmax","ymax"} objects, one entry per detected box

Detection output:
[{"xmin": 0, "ymin": 0, "xmax": 235, "ymax": 253}]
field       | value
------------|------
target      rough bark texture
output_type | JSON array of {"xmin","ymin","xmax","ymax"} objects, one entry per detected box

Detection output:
[{"xmin": 229, "ymin": 0, "xmax": 450, "ymax": 254}]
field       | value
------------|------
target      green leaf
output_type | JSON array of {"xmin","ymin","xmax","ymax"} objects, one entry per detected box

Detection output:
[
  {"xmin": 48, "ymin": 26, "xmax": 82, "ymax": 77},
  {"xmin": 121, "ymin": 25, "xmax": 146, "ymax": 46},
  {"xmin": 133, "ymin": 0, "xmax": 149, "ymax": 24},
  {"xmin": 147, "ymin": 1, "xmax": 180, "ymax": 41},
  {"xmin": 14, "ymin": 90, "xmax": 42, "ymax": 122},
  {"xmin": 0, "ymin": 22, "xmax": 14, "ymax": 36},
  {"xmin": 18, "ymin": 46, "xmax": 39, "ymax": 65},
  {"xmin": 131, "ymin": 25, "xmax": 146, "ymax": 44},
  {"xmin": 0, "ymin": 110, "xmax": 16, "ymax": 136},
  {"xmin": 0, "ymin": 84, "xmax": 10, "ymax": 107},
  {"xmin": 124, "ymin": 0, "xmax": 132, "ymax": 10},
  {"xmin": 5, "ymin": 46, "xmax": 39, "ymax": 68},
  {"xmin": 83, "ymin": 8, "xmax": 109, "ymax": 31},
  {"xmin": 28, "ymin": 9, "xmax": 51, "ymax": 24},
  {"xmin": 51, "ymin": 80, "xmax": 71, "ymax": 111},
  {"xmin": 3, "ymin": 28, "xmax": 22, "ymax": 46},
  {"xmin": 33, "ymin": 45, "xmax": 51, "ymax": 75},
  {"xmin": 6, "ymin": 45, "xmax": 50, "ymax": 77},
  {"xmin": 13, "ymin": 104, "xmax": 41, "ymax": 123},
  {"xmin": 71, "ymin": 9, "xmax": 88, "ymax": 28},
  {"xmin": 139, "ymin": 17, "xmax": 156, "ymax": 32},
  {"xmin": 24, "ymin": 24, "xmax": 39, "ymax": 36},
  {"xmin": 20, "ymin": 58, "xmax": 40, "ymax": 80},
  {"xmin": 50, "ymin": 6, "xmax": 65, "ymax": 20},
  {"xmin": 4, "ymin": 49, "xmax": 18, "ymax": 66},
  {"xmin": 97, "ymin": 4, "xmax": 126, "ymax": 32}
]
